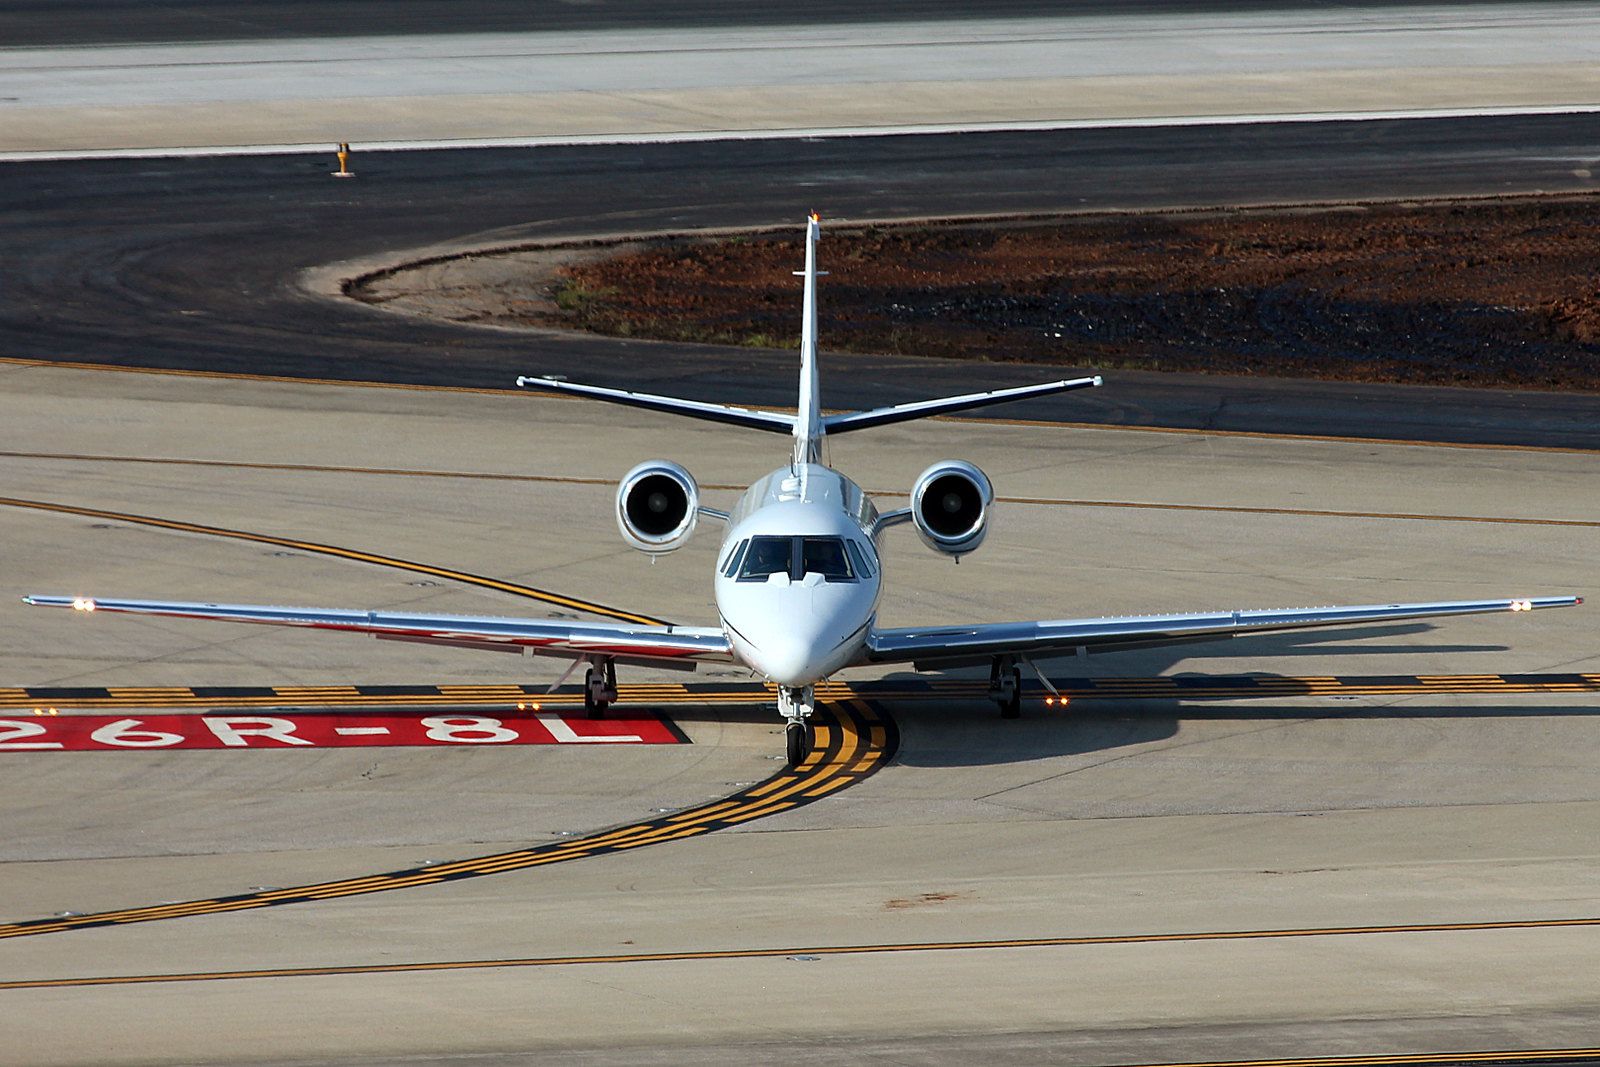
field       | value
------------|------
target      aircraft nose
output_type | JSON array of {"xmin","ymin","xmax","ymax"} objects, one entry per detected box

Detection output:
[
  {"xmin": 736, "ymin": 603, "xmax": 845, "ymax": 687},
  {"xmin": 721, "ymin": 571, "xmax": 874, "ymax": 687},
  {"xmin": 751, "ymin": 633, "xmax": 818, "ymax": 687}
]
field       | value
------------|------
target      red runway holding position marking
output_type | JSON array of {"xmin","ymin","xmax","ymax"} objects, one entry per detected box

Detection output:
[{"xmin": 0, "ymin": 711, "xmax": 685, "ymax": 751}]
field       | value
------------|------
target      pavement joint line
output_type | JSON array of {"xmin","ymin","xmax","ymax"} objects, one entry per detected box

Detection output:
[
  {"xmin": 1, "ymin": 357, "xmax": 1592, "ymax": 455},
  {"xmin": 52, "ymin": 448, "xmax": 1595, "ymax": 526},
  {"xmin": 1120, "ymin": 1050, "xmax": 1600, "ymax": 1067},
  {"xmin": 4, "ymin": 918, "xmax": 1597, "ymax": 992}
]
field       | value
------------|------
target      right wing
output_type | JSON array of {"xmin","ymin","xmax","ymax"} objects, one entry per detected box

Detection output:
[
  {"xmin": 864, "ymin": 596, "xmax": 1581, "ymax": 669},
  {"xmin": 23, "ymin": 596, "xmax": 734, "ymax": 667}
]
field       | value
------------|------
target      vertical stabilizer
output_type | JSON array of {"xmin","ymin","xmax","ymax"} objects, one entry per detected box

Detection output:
[{"xmin": 793, "ymin": 213, "xmax": 825, "ymax": 464}]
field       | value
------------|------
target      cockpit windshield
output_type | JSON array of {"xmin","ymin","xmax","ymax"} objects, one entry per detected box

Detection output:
[
  {"xmin": 801, "ymin": 537, "xmax": 852, "ymax": 580},
  {"xmin": 738, "ymin": 537, "xmax": 794, "ymax": 580},
  {"xmin": 736, "ymin": 536, "xmax": 858, "ymax": 582}
]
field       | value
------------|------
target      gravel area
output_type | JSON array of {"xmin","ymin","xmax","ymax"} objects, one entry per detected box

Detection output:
[{"xmin": 349, "ymin": 195, "xmax": 1600, "ymax": 391}]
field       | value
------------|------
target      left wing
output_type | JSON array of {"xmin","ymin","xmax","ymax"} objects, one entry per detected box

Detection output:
[
  {"xmin": 863, "ymin": 596, "xmax": 1581, "ymax": 669},
  {"xmin": 22, "ymin": 596, "xmax": 734, "ymax": 667}
]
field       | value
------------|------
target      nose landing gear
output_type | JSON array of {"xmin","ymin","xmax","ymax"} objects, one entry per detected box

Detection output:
[
  {"xmin": 785, "ymin": 721, "xmax": 808, "ymax": 766},
  {"xmin": 583, "ymin": 658, "xmax": 618, "ymax": 719},
  {"xmin": 990, "ymin": 656, "xmax": 1022, "ymax": 718},
  {"xmin": 778, "ymin": 685, "xmax": 815, "ymax": 766}
]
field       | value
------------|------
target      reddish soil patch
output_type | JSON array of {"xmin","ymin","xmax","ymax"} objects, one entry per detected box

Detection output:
[
  {"xmin": 344, "ymin": 196, "xmax": 1600, "ymax": 391},
  {"xmin": 537, "ymin": 196, "xmax": 1600, "ymax": 390}
]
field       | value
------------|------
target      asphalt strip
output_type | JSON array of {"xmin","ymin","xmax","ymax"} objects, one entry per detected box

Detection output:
[{"xmin": 4, "ymin": 103, "xmax": 1600, "ymax": 163}]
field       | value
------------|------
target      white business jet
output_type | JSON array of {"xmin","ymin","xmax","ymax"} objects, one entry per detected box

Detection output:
[{"xmin": 26, "ymin": 215, "xmax": 1580, "ymax": 766}]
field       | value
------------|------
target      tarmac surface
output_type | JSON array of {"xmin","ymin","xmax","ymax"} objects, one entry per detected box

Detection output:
[
  {"xmin": 0, "ymin": 363, "xmax": 1595, "ymax": 1065},
  {"xmin": 9, "ymin": 4, "xmax": 1600, "ymax": 156},
  {"xmin": 4, "ymin": 2, "xmax": 1599, "ymax": 1063},
  {"xmin": 1, "ymin": 0, "xmax": 1548, "ymax": 46},
  {"xmin": 6, "ymin": 115, "xmax": 1600, "ymax": 449}
]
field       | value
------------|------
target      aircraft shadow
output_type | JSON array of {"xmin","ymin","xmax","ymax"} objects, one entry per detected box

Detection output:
[
  {"xmin": 869, "ymin": 621, "xmax": 1565, "ymax": 768},
  {"xmin": 611, "ymin": 621, "xmax": 1568, "ymax": 767}
]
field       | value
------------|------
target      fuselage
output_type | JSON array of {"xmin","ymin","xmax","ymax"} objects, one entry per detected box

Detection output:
[{"xmin": 713, "ymin": 464, "xmax": 883, "ymax": 686}]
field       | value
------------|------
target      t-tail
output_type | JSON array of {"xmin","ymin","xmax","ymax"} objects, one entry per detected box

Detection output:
[
  {"xmin": 794, "ymin": 212, "xmax": 825, "ymax": 464},
  {"xmin": 516, "ymin": 215, "xmax": 1104, "ymax": 445}
]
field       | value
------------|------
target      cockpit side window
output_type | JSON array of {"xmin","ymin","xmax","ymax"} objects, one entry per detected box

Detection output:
[
  {"xmin": 721, "ymin": 539, "xmax": 749, "ymax": 578},
  {"xmin": 845, "ymin": 539, "xmax": 875, "ymax": 579},
  {"xmin": 738, "ymin": 536, "xmax": 794, "ymax": 581},
  {"xmin": 801, "ymin": 537, "xmax": 854, "ymax": 581}
]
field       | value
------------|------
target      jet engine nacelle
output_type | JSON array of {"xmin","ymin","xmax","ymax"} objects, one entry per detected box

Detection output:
[
  {"xmin": 616, "ymin": 460, "xmax": 700, "ymax": 554},
  {"xmin": 911, "ymin": 460, "xmax": 993, "ymax": 557}
]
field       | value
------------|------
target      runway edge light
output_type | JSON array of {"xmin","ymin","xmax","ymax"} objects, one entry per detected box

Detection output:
[{"xmin": 332, "ymin": 142, "xmax": 354, "ymax": 179}]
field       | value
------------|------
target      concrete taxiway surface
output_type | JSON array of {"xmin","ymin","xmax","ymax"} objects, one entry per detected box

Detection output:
[
  {"xmin": 5, "ymin": 3, "xmax": 1600, "ymax": 155},
  {"xmin": 0, "ymin": 363, "xmax": 1594, "ymax": 1064}
]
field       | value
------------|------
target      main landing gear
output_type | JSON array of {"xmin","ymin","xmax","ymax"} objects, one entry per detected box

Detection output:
[
  {"xmin": 778, "ymin": 685, "xmax": 816, "ymax": 767},
  {"xmin": 990, "ymin": 655, "xmax": 1023, "ymax": 719},
  {"xmin": 583, "ymin": 658, "xmax": 618, "ymax": 719}
]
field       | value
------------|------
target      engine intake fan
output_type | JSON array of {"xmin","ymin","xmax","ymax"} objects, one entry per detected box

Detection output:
[
  {"xmin": 911, "ymin": 460, "xmax": 993, "ymax": 556},
  {"xmin": 617, "ymin": 460, "xmax": 700, "ymax": 553}
]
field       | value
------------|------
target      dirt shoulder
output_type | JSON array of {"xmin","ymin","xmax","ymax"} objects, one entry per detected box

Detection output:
[{"xmin": 347, "ymin": 195, "xmax": 1600, "ymax": 391}]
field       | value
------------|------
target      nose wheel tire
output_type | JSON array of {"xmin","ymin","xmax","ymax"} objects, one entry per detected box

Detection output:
[
  {"xmin": 998, "ymin": 665, "xmax": 1023, "ymax": 719},
  {"xmin": 785, "ymin": 722, "xmax": 809, "ymax": 766}
]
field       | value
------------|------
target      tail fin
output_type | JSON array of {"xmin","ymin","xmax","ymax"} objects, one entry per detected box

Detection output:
[
  {"xmin": 793, "ymin": 212, "xmax": 824, "ymax": 464},
  {"xmin": 518, "ymin": 213, "xmax": 1103, "ymax": 441}
]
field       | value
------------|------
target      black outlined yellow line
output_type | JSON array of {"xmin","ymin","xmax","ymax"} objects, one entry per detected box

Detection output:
[
  {"xmin": 3, "ymin": 911, "xmax": 1595, "ymax": 990},
  {"xmin": 0, "ymin": 495, "xmax": 662, "ymax": 625},
  {"xmin": 0, "ymin": 497, "xmax": 897, "ymax": 936},
  {"xmin": 0, "ymin": 699, "xmax": 895, "ymax": 940},
  {"xmin": 845, "ymin": 674, "xmax": 1600, "ymax": 701},
  {"xmin": 3, "ymin": 675, "xmax": 1591, "ymax": 713}
]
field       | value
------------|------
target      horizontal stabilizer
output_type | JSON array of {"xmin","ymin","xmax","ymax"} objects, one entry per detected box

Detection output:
[
  {"xmin": 823, "ymin": 375, "xmax": 1102, "ymax": 434},
  {"xmin": 517, "ymin": 376, "xmax": 794, "ymax": 434}
]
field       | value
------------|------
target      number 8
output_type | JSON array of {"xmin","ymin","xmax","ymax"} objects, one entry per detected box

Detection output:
[{"xmin": 420, "ymin": 716, "xmax": 517, "ymax": 743}]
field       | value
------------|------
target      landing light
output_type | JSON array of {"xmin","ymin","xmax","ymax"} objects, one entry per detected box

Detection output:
[
  {"xmin": 1510, "ymin": 599, "xmax": 1533, "ymax": 612},
  {"xmin": 71, "ymin": 597, "xmax": 95, "ymax": 612}
]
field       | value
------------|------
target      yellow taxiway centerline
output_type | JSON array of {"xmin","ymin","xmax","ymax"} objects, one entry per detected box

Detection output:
[{"xmin": 3, "ymin": 914, "xmax": 1596, "ymax": 990}]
